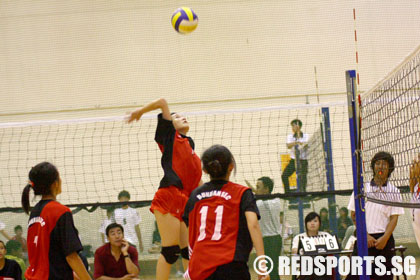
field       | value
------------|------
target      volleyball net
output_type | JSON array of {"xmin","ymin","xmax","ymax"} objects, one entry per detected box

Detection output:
[
  {"xmin": 360, "ymin": 44, "xmax": 420, "ymax": 208},
  {"xmin": 0, "ymin": 103, "xmax": 356, "ymax": 253},
  {"xmin": 0, "ymin": 103, "xmax": 352, "ymax": 208},
  {"xmin": 1, "ymin": 100, "xmax": 419, "ymax": 276}
]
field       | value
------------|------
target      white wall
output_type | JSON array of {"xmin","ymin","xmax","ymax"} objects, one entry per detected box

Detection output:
[{"xmin": 1, "ymin": 0, "xmax": 419, "ymax": 116}]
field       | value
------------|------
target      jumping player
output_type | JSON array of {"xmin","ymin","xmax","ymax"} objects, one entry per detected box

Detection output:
[
  {"xmin": 409, "ymin": 153, "xmax": 420, "ymax": 249},
  {"xmin": 183, "ymin": 145, "xmax": 269, "ymax": 280},
  {"xmin": 21, "ymin": 162, "xmax": 91, "ymax": 280},
  {"xmin": 127, "ymin": 98, "xmax": 202, "ymax": 280}
]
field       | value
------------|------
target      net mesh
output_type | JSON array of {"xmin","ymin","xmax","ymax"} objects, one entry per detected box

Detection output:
[
  {"xmin": 0, "ymin": 102, "xmax": 418, "ymax": 278},
  {"xmin": 360, "ymin": 44, "xmax": 420, "ymax": 207},
  {"xmin": 0, "ymin": 103, "xmax": 352, "ymax": 208}
]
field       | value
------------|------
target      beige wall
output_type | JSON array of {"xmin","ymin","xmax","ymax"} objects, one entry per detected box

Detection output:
[{"xmin": 1, "ymin": 0, "xmax": 419, "ymax": 116}]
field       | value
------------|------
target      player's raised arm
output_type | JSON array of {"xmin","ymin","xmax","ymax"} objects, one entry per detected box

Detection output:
[{"xmin": 126, "ymin": 98, "xmax": 171, "ymax": 123}]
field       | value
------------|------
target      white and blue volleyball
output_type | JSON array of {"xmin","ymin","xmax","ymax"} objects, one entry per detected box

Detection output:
[{"xmin": 171, "ymin": 7, "xmax": 198, "ymax": 34}]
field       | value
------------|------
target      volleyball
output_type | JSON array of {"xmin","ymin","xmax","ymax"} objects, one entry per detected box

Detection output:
[{"xmin": 171, "ymin": 7, "xmax": 198, "ymax": 34}]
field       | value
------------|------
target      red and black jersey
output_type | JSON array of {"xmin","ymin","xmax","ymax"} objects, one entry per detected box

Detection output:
[
  {"xmin": 183, "ymin": 180, "xmax": 260, "ymax": 280},
  {"xmin": 155, "ymin": 113, "xmax": 202, "ymax": 196},
  {"xmin": 25, "ymin": 200, "xmax": 83, "ymax": 280}
]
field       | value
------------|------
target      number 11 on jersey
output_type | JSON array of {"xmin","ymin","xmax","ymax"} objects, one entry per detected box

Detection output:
[{"xmin": 197, "ymin": 205, "xmax": 224, "ymax": 242}]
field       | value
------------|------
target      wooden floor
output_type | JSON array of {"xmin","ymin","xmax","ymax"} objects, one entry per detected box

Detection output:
[{"xmin": 137, "ymin": 257, "xmax": 420, "ymax": 280}]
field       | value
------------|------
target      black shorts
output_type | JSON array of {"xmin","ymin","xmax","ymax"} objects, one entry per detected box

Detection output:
[{"xmin": 206, "ymin": 261, "xmax": 250, "ymax": 280}]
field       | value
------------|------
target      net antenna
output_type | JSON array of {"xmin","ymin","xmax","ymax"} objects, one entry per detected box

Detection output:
[{"xmin": 360, "ymin": 44, "xmax": 420, "ymax": 208}]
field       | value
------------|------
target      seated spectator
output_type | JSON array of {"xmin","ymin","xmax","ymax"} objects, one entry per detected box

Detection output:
[
  {"xmin": 319, "ymin": 207, "xmax": 331, "ymax": 233},
  {"xmin": 5, "ymin": 240, "xmax": 25, "ymax": 279},
  {"xmin": 292, "ymin": 212, "xmax": 333, "ymax": 255},
  {"xmin": 0, "ymin": 240, "xmax": 22, "ymax": 280},
  {"xmin": 342, "ymin": 225, "xmax": 356, "ymax": 250},
  {"xmin": 11, "ymin": 226, "xmax": 27, "ymax": 260},
  {"xmin": 337, "ymin": 207, "xmax": 353, "ymax": 243},
  {"xmin": 94, "ymin": 223, "xmax": 140, "ymax": 280}
]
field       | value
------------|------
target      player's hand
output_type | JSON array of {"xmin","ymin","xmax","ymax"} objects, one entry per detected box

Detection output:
[
  {"xmin": 374, "ymin": 236, "xmax": 387, "ymax": 250},
  {"xmin": 119, "ymin": 274, "xmax": 137, "ymax": 280},
  {"xmin": 126, "ymin": 109, "xmax": 143, "ymax": 123},
  {"xmin": 367, "ymin": 234, "xmax": 377, "ymax": 248},
  {"xmin": 121, "ymin": 239, "xmax": 129, "ymax": 254}
]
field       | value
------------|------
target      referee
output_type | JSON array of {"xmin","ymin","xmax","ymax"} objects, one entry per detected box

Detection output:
[{"xmin": 347, "ymin": 151, "xmax": 404, "ymax": 280}]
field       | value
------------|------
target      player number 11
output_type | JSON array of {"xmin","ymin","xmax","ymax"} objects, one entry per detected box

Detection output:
[{"xmin": 197, "ymin": 205, "xmax": 224, "ymax": 242}]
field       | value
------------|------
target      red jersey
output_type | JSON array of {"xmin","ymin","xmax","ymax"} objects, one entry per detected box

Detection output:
[
  {"xmin": 155, "ymin": 113, "xmax": 202, "ymax": 196},
  {"xmin": 183, "ymin": 180, "xmax": 259, "ymax": 280},
  {"xmin": 25, "ymin": 200, "xmax": 83, "ymax": 280}
]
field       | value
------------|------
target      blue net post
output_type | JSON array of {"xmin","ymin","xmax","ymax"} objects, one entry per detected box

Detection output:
[
  {"xmin": 322, "ymin": 107, "xmax": 340, "ymax": 280},
  {"xmin": 346, "ymin": 70, "xmax": 369, "ymax": 280},
  {"xmin": 322, "ymin": 107, "xmax": 338, "ymax": 236},
  {"xmin": 296, "ymin": 146, "xmax": 305, "ymax": 233}
]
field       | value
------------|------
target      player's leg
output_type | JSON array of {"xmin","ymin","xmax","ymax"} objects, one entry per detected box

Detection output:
[
  {"xmin": 155, "ymin": 210, "xmax": 181, "ymax": 280},
  {"xmin": 300, "ymin": 159, "xmax": 308, "ymax": 192},
  {"xmin": 179, "ymin": 221, "xmax": 189, "ymax": 270},
  {"xmin": 282, "ymin": 159, "xmax": 296, "ymax": 193}
]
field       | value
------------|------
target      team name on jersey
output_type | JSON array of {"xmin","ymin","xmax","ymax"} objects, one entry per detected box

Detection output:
[
  {"xmin": 196, "ymin": 190, "xmax": 232, "ymax": 201},
  {"xmin": 28, "ymin": 216, "xmax": 46, "ymax": 227}
]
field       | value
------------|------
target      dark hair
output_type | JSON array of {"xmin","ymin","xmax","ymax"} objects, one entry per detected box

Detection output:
[
  {"xmin": 258, "ymin": 176, "xmax": 274, "ymax": 194},
  {"xmin": 21, "ymin": 162, "xmax": 59, "ymax": 214},
  {"xmin": 320, "ymin": 207, "xmax": 328, "ymax": 214},
  {"xmin": 305, "ymin": 212, "xmax": 321, "ymax": 232},
  {"xmin": 0, "ymin": 240, "xmax": 4, "ymax": 248},
  {"xmin": 339, "ymin": 207, "xmax": 349, "ymax": 216},
  {"xmin": 291, "ymin": 119, "xmax": 303, "ymax": 127},
  {"xmin": 14, "ymin": 225, "xmax": 22, "ymax": 233},
  {"xmin": 105, "ymin": 223, "xmax": 124, "ymax": 237},
  {"xmin": 118, "ymin": 190, "xmax": 130, "ymax": 200},
  {"xmin": 370, "ymin": 151, "xmax": 395, "ymax": 178},
  {"xmin": 202, "ymin": 145, "xmax": 236, "ymax": 179},
  {"xmin": 6, "ymin": 240, "xmax": 21, "ymax": 253}
]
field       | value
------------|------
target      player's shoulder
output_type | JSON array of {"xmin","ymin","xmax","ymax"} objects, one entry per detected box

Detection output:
[
  {"xmin": 45, "ymin": 200, "xmax": 70, "ymax": 214},
  {"xmin": 224, "ymin": 181, "xmax": 249, "ymax": 190}
]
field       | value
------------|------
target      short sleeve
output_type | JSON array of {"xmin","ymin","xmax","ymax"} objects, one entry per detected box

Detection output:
[
  {"xmin": 154, "ymin": 113, "xmax": 175, "ymax": 145},
  {"xmin": 286, "ymin": 134, "xmax": 294, "ymax": 144},
  {"xmin": 131, "ymin": 209, "xmax": 141, "ymax": 225},
  {"xmin": 93, "ymin": 250, "xmax": 105, "ymax": 279},
  {"xmin": 347, "ymin": 192, "xmax": 355, "ymax": 212},
  {"xmin": 391, "ymin": 206, "xmax": 405, "ymax": 216},
  {"xmin": 240, "ymin": 189, "xmax": 260, "ymax": 219},
  {"xmin": 56, "ymin": 212, "xmax": 83, "ymax": 256}
]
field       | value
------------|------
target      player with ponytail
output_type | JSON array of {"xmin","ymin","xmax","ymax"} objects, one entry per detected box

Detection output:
[
  {"xmin": 183, "ymin": 145, "xmax": 269, "ymax": 280},
  {"xmin": 21, "ymin": 162, "xmax": 91, "ymax": 280}
]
